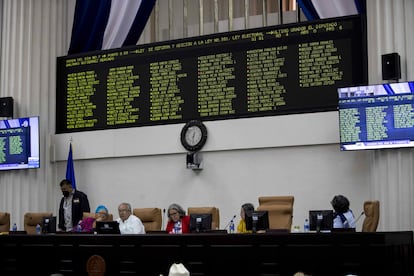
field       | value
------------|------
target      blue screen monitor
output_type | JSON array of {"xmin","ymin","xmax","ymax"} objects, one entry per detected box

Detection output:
[
  {"xmin": 338, "ymin": 81, "xmax": 414, "ymax": 150},
  {"xmin": 0, "ymin": 116, "xmax": 40, "ymax": 170}
]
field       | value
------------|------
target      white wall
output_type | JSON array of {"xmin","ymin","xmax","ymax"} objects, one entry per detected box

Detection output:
[{"xmin": 52, "ymin": 111, "xmax": 370, "ymax": 231}]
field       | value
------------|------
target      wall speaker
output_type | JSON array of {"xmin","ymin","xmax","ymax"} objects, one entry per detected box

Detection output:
[
  {"xmin": 0, "ymin": 97, "xmax": 14, "ymax": 117},
  {"xmin": 382, "ymin": 53, "xmax": 401, "ymax": 81}
]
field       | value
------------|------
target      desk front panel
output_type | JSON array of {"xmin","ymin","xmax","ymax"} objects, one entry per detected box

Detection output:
[{"xmin": 0, "ymin": 231, "xmax": 412, "ymax": 275}]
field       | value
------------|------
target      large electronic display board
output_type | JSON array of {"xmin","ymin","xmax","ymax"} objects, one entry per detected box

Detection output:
[
  {"xmin": 56, "ymin": 15, "xmax": 367, "ymax": 133},
  {"xmin": 338, "ymin": 82, "xmax": 414, "ymax": 151}
]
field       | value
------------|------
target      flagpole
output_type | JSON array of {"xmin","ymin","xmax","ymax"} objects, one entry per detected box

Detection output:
[{"xmin": 66, "ymin": 142, "xmax": 76, "ymax": 189}]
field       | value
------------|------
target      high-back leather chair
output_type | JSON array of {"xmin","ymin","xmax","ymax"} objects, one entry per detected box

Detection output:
[
  {"xmin": 0, "ymin": 212, "xmax": 10, "ymax": 232},
  {"xmin": 187, "ymin": 206, "xmax": 220, "ymax": 230},
  {"xmin": 257, "ymin": 196, "xmax": 294, "ymax": 231},
  {"xmin": 362, "ymin": 200, "xmax": 380, "ymax": 232},
  {"xmin": 133, "ymin": 208, "xmax": 162, "ymax": 231},
  {"xmin": 24, "ymin": 212, "xmax": 53, "ymax": 234},
  {"xmin": 82, "ymin": 212, "xmax": 114, "ymax": 221}
]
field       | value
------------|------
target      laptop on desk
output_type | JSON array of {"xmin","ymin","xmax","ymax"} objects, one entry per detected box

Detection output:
[{"xmin": 95, "ymin": 221, "xmax": 121, "ymax": 234}]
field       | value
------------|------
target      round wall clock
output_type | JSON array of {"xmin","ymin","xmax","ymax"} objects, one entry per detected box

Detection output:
[{"xmin": 180, "ymin": 120, "xmax": 208, "ymax": 152}]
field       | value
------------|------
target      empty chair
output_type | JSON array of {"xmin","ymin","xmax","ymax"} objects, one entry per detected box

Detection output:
[
  {"xmin": 362, "ymin": 200, "xmax": 380, "ymax": 232},
  {"xmin": 257, "ymin": 196, "xmax": 294, "ymax": 231},
  {"xmin": 258, "ymin": 196, "xmax": 294, "ymax": 207},
  {"xmin": 24, "ymin": 212, "xmax": 53, "ymax": 234},
  {"xmin": 187, "ymin": 206, "xmax": 220, "ymax": 230},
  {"xmin": 0, "ymin": 212, "xmax": 10, "ymax": 232},
  {"xmin": 133, "ymin": 207, "xmax": 162, "ymax": 231}
]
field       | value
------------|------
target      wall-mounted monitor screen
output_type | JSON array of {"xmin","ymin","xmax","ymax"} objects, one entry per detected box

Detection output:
[
  {"xmin": 56, "ymin": 15, "xmax": 367, "ymax": 134},
  {"xmin": 338, "ymin": 81, "xmax": 414, "ymax": 150},
  {"xmin": 189, "ymin": 213, "xmax": 212, "ymax": 233},
  {"xmin": 0, "ymin": 116, "xmax": 40, "ymax": 171},
  {"xmin": 309, "ymin": 210, "xmax": 333, "ymax": 232},
  {"xmin": 245, "ymin": 211, "xmax": 269, "ymax": 233}
]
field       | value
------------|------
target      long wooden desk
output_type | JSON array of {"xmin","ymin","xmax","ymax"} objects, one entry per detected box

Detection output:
[{"xmin": 0, "ymin": 231, "xmax": 413, "ymax": 275}]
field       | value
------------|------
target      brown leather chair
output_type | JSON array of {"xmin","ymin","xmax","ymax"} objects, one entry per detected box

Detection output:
[
  {"xmin": 362, "ymin": 200, "xmax": 380, "ymax": 232},
  {"xmin": 187, "ymin": 206, "xmax": 220, "ymax": 230},
  {"xmin": 257, "ymin": 196, "xmax": 294, "ymax": 231},
  {"xmin": 133, "ymin": 208, "xmax": 162, "ymax": 231},
  {"xmin": 82, "ymin": 212, "xmax": 114, "ymax": 221},
  {"xmin": 0, "ymin": 212, "xmax": 10, "ymax": 232},
  {"xmin": 24, "ymin": 212, "xmax": 53, "ymax": 234}
]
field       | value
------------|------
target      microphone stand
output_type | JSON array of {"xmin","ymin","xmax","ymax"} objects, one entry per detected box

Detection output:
[
  {"xmin": 223, "ymin": 215, "xmax": 236, "ymax": 230},
  {"xmin": 162, "ymin": 208, "xmax": 167, "ymax": 230},
  {"xmin": 354, "ymin": 211, "xmax": 365, "ymax": 225}
]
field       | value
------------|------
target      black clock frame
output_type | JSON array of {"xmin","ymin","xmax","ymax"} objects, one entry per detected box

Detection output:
[{"xmin": 180, "ymin": 120, "xmax": 208, "ymax": 152}]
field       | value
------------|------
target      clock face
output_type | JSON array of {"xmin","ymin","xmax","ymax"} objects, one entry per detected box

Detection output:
[
  {"xmin": 185, "ymin": 126, "xmax": 203, "ymax": 146},
  {"xmin": 180, "ymin": 120, "xmax": 207, "ymax": 151}
]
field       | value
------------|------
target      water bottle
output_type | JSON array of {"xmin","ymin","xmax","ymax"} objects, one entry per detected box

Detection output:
[
  {"xmin": 77, "ymin": 221, "xmax": 82, "ymax": 232},
  {"xmin": 229, "ymin": 220, "xmax": 235, "ymax": 233},
  {"xmin": 12, "ymin": 223, "xmax": 17, "ymax": 231},
  {"xmin": 175, "ymin": 221, "xmax": 181, "ymax": 234},
  {"xmin": 304, "ymin": 218, "xmax": 310, "ymax": 232},
  {"xmin": 35, "ymin": 224, "xmax": 41, "ymax": 235}
]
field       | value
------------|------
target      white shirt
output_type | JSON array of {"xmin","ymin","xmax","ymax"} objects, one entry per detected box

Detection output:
[
  {"xmin": 333, "ymin": 210, "xmax": 356, "ymax": 228},
  {"xmin": 63, "ymin": 192, "xmax": 74, "ymax": 231},
  {"xmin": 117, "ymin": 214, "xmax": 146, "ymax": 234}
]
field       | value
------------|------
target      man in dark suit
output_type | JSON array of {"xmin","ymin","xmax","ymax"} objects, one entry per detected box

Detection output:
[{"xmin": 58, "ymin": 179, "xmax": 90, "ymax": 232}]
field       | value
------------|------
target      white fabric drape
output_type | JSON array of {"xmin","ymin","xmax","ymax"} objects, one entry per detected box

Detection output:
[
  {"xmin": 102, "ymin": 0, "xmax": 143, "ymax": 50},
  {"xmin": 0, "ymin": 0, "xmax": 72, "ymax": 227},
  {"xmin": 311, "ymin": 0, "xmax": 359, "ymax": 18},
  {"xmin": 366, "ymin": 0, "xmax": 414, "ymax": 231}
]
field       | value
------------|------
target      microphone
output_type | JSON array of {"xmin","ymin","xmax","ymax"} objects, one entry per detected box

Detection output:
[
  {"xmin": 354, "ymin": 211, "xmax": 365, "ymax": 225},
  {"xmin": 162, "ymin": 208, "xmax": 167, "ymax": 230},
  {"xmin": 223, "ymin": 215, "xmax": 236, "ymax": 230}
]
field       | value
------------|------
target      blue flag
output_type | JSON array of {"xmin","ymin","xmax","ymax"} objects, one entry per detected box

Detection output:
[
  {"xmin": 68, "ymin": 0, "xmax": 157, "ymax": 54},
  {"xmin": 66, "ymin": 143, "xmax": 76, "ymax": 189}
]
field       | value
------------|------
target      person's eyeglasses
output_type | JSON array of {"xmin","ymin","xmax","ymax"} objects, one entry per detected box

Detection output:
[
  {"xmin": 118, "ymin": 209, "xmax": 129, "ymax": 213},
  {"xmin": 169, "ymin": 212, "xmax": 178, "ymax": 217}
]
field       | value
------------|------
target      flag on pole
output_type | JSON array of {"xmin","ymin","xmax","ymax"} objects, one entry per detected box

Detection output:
[
  {"xmin": 68, "ymin": 0, "xmax": 157, "ymax": 54},
  {"xmin": 297, "ymin": 0, "xmax": 365, "ymax": 20},
  {"xmin": 66, "ymin": 143, "xmax": 76, "ymax": 189}
]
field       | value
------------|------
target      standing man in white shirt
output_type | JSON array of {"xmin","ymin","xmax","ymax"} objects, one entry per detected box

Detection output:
[{"xmin": 116, "ymin": 202, "xmax": 146, "ymax": 234}]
